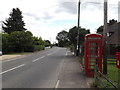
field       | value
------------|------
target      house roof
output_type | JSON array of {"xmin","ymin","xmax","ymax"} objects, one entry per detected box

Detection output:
[
  {"xmin": 108, "ymin": 23, "xmax": 118, "ymax": 32},
  {"xmin": 108, "ymin": 23, "xmax": 120, "ymax": 44}
]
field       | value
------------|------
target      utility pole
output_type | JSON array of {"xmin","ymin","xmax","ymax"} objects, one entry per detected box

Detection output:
[
  {"xmin": 103, "ymin": 0, "xmax": 108, "ymax": 74},
  {"xmin": 76, "ymin": 0, "xmax": 81, "ymax": 56}
]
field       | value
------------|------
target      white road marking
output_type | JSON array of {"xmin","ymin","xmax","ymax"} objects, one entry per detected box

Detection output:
[
  {"xmin": 33, "ymin": 49, "xmax": 59, "ymax": 62},
  {"xmin": 0, "ymin": 64, "xmax": 25, "ymax": 75},
  {"xmin": 33, "ymin": 58, "xmax": 40, "ymax": 62},
  {"xmin": 47, "ymin": 54, "xmax": 51, "ymax": 56},
  {"xmin": 40, "ymin": 56, "xmax": 45, "ymax": 59},
  {"xmin": 55, "ymin": 80, "xmax": 60, "ymax": 88},
  {"xmin": 32, "ymin": 56, "xmax": 45, "ymax": 62}
]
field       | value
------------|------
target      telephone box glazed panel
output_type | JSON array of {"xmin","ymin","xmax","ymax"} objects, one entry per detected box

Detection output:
[{"xmin": 84, "ymin": 34, "xmax": 102, "ymax": 77}]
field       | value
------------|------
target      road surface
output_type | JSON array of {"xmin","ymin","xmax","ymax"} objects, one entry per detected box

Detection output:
[{"xmin": 2, "ymin": 47, "xmax": 67, "ymax": 88}]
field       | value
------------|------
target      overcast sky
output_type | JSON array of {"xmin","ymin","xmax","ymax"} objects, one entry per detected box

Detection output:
[{"xmin": 0, "ymin": 0, "xmax": 119, "ymax": 43}]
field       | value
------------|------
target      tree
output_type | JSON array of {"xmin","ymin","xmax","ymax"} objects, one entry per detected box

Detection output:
[
  {"xmin": 68, "ymin": 26, "xmax": 78, "ymax": 48},
  {"xmin": 97, "ymin": 25, "xmax": 104, "ymax": 33},
  {"xmin": 68, "ymin": 26, "xmax": 90, "ymax": 49},
  {"xmin": 9, "ymin": 31, "xmax": 33, "ymax": 52},
  {"xmin": 33, "ymin": 36, "xmax": 45, "ymax": 46},
  {"xmin": 2, "ymin": 33, "xmax": 13, "ymax": 53},
  {"xmin": 2, "ymin": 8, "xmax": 26, "ymax": 34},
  {"xmin": 56, "ymin": 30, "xmax": 69, "ymax": 47},
  {"xmin": 108, "ymin": 19, "xmax": 117, "ymax": 26},
  {"xmin": 32, "ymin": 36, "xmax": 45, "ymax": 51},
  {"xmin": 45, "ymin": 40, "xmax": 51, "ymax": 47}
]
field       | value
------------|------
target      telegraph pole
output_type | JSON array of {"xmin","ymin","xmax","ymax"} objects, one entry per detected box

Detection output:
[
  {"xmin": 76, "ymin": 0, "xmax": 81, "ymax": 56},
  {"xmin": 103, "ymin": 0, "xmax": 108, "ymax": 74}
]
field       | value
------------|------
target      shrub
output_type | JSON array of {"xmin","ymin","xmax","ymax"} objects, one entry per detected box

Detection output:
[{"xmin": 34, "ymin": 45, "xmax": 45, "ymax": 51}]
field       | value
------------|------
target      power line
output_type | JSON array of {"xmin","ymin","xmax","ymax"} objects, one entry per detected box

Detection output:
[
  {"xmin": 23, "ymin": 1, "xmax": 118, "ymax": 14},
  {"xmin": 82, "ymin": 1, "xmax": 118, "ymax": 8}
]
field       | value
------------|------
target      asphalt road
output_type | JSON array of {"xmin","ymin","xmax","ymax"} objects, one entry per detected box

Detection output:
[{"xmin": 2, "ymin": 47, "xmax": 67, "ymax": 88}]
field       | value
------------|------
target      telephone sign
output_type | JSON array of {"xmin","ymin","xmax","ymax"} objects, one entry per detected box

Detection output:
[{"xmin": 84, "ymin": 34, "xmax": 102, "ymax": 77}]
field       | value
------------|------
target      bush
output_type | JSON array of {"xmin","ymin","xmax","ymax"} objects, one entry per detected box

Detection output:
[
  {"xmin": 9, "ymin": 31, "xmax": 33, "ymax": 52},
  {"xmin": 2, "ymin": 33, "xmax": 14, "ymax": 54},
  {"xmin": 24, "ymin": 45, "xmax": 34, "ymax": 52},
  {"xmin": 34, "ymin": 45, "xmax": 45, "ymax": 51},
  {"xmin": 2, "ymin": 31, "xmax": 46, "ymax": 53}
]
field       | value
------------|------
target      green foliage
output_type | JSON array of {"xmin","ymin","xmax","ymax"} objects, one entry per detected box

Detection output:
[
  {"xmin": 33, "ymin": 36, "xmax": 45, "ymax": 45},
  {"xmin": 9, "ymin": 31, "xmax": 33, "ymax": 52},
  {"xmin": 107, "ymin": 60, "xmax": 118, "ymax": 87},
  {"xmin": 32, "ymin": 36, "xmax": 45, "ymax": 51},
  {"xmin": 97, "ymin": 25, "xmax": 103, "ymax": 33},
  {"xmin": 44, "ymin": 40, "xmax": 51, "ymax": 47},
  {"xmin": 68, "ymin": 26, "xmax": 78, "ymax": 48},
  {"xmin": 94, "ymin": 60, "xmax": 118, "ymax": 88},
  {"xmin": 2, "ymin": 8, "xmax": 26, "ymax": 34},
  {"xmin": 108, "ymin": 19, "xmax": 117, "ymax": 26},
  {"xmin": 2, "ymin": 33, "xmax": 13, "ymax": 53},
  {"xmin": 2, "ymin": 8, "xmax": 46, "ymax": 53},
  {"xmin": 34, "ymin": 45, "xmax": 45, "ymax": 51},
  {"xmin": 68, "ymin": 26, "xmax": 90, "ymax": 49},
  {"xmin": 2, "ymin": 31, "xmax": 45, "ymax": 53},
  {"xmin": 56, "ymin": 30, "xmax": 69, "ymax": 47}
]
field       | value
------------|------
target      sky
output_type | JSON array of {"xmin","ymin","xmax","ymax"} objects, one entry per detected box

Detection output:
[{"xmin": 0, "ymin": 0, "xmax": 119, "ymax": 43}]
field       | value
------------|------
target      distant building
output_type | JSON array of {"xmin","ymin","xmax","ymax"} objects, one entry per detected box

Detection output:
[
  {"xmin": 107, "ymin": 22, "xmax": 120, "ymax": 45},
  {"xmin": 107, "ymin": 22, "xmax": 120, "ymax": 57},
  {"xmin": 97, "ymin": 22, "xmax": 120, "ymax": 57}
]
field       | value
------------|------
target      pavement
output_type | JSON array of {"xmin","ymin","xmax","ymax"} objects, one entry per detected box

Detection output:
[
  {"xmin": 0, "ymin": 55, "xmax": 22, "ymax": 61},
  {"xmin": 57, "ymin": 51, "xmax": 94, "ymax": 88},
  {"xmin": 1, "ymin": 48, "xmax": 94, "ymax": 88}
]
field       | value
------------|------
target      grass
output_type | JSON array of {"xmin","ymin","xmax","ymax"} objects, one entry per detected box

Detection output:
[
  {"xmin": 4, "ymin": 52, "xmax": 33, "ymax": 55},
  {"xmin": 95, "ymin": 59, "xmax": 119, "ymax": 88},
  {"xmin": 107, "ymin": 61, "xmax": 119, "ymax": 86}
]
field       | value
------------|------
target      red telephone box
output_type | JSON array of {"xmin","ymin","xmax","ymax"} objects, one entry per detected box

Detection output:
[
  {"xmin": 116, "ymin": 52, "xmax": 120, "ymax": 69},
  {"xmin": 84, "ymin": 34, "xmax": 102, "ymax": 77}
]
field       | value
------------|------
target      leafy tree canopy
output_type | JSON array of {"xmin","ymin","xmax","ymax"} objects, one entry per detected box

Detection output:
[
  {"xmin": 44, "ymin": 40, "xmax": 51, "ymax": 47},
  {"xmin": 56, "ymin": 30, "xmax": 69, "ymax": 47},
  {"xmin": 9, "ymin": 31, "xmax": 33, "ymax": 52},
  {"xmin": 2, "ymin": 8, "xmax": 26, "ymax": 34},
  {"xmin": 33, "ymin": 36, "xmax": 45, "ymax": 46},
  {"xmin": 68, "ymin": 26, "xmax": 90, "ymax": 48}
]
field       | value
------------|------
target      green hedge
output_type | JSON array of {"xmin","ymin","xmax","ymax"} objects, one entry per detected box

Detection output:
[{"xmin": 34, "ymin": 45, "xmax": 45, "ymax": 51}]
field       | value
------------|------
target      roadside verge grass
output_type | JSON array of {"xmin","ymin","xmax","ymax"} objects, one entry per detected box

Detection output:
[
  {"xmin": 4, "ymin": 52, "xmax": 33, "ymax": 55},
  {"xmin": 95, "ymin": 59, "xmax": 119, "ymax": 88}
]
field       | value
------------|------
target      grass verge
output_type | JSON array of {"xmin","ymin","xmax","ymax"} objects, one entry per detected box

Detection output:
[
  {"xmin": 4, "ymin": 52, "xmax": 33, "ymax": 55},
  {"xmin": 95, "ymin": 60, "xmax": 119, "ymax": 88}
]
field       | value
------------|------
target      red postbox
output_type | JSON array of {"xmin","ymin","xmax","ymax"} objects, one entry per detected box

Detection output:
[
  {"xmin": 84, "ymin": 34, "xmax": 102, "ymax": 77},
  {"xmin": 116, "ymin": 52, "xmax": 120, "ymax": 69}
]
